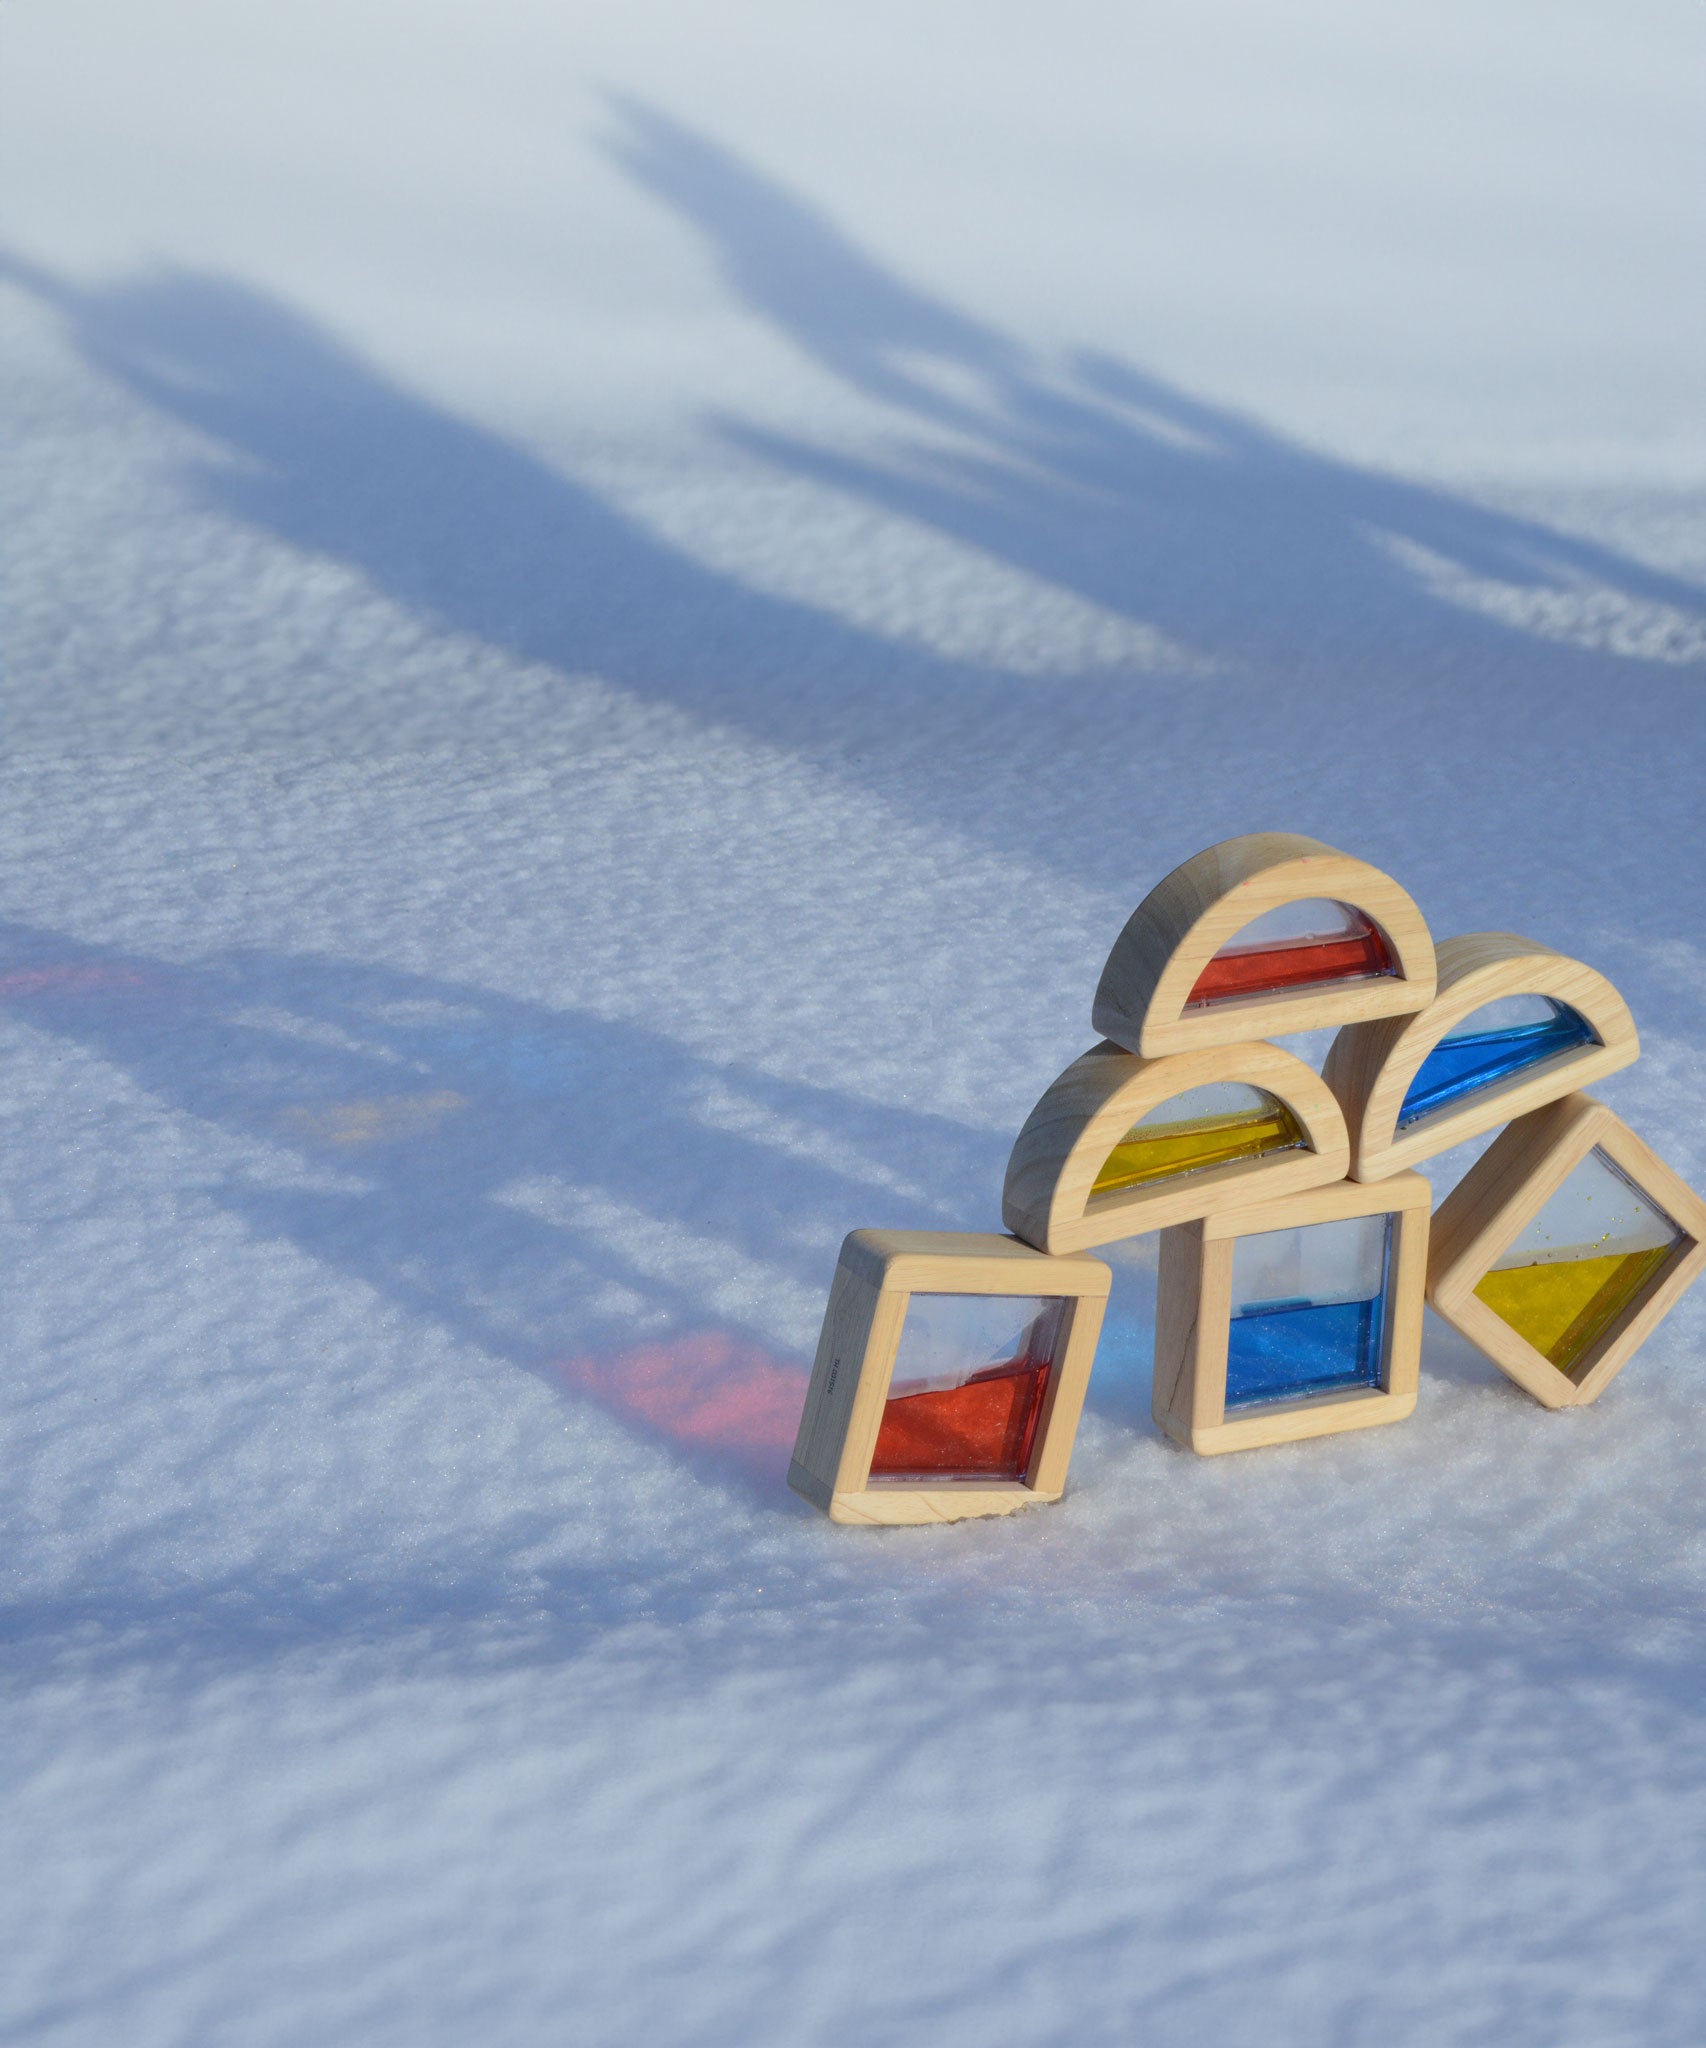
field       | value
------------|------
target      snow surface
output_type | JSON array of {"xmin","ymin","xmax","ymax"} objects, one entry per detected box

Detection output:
[{"xmin": 3, "ymin": 5, "xmax": 1706, "ymax": 2042}]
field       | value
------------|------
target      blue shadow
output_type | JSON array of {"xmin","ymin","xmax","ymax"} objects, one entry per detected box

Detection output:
[
  {"xmin": 4, "ymin": 101, "xmax": 1704, "ymax": 933},
  {"xmin": 0, "ymin": 921, "xmax": 1001, "ymax": 1490}
]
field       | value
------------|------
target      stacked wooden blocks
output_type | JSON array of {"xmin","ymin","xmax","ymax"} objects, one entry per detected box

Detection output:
[{"xmin": 789, "ymin": 833, "xmax": 1706, "ymax": 1524}]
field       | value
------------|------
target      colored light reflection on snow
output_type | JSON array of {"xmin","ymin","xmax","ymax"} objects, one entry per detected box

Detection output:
[
  {"xmin": 0, "ymin": 963, "xmax": 152, "ymax": 998},
  {"xmin": 556, "ymin": 1331, "xmax": 807, "ymax": 1466},
  {"xmin": 1188, "ymin": 898, "xmax": 1393, "ymax": 1006},
  {"xmin": 280, "ymin": 1090, "xmax": 468, "ymax": 1147}
]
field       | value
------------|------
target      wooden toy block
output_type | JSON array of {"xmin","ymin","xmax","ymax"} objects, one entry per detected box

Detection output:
[
  {"xmin": 1322, "ymin": 933, "xmax": 1639, "ymax": 1181},
  {"xmin": 1428, "ymin": 1093, "xmax": 1706, "ymax": 1409},
  {"xmin": 1152, "ymin": 1172, "xmax": 1430, "ymax": 1455},
  {"xmin": 1002, "ymin": 1039, "xmax": 1350, "ymax": 1254},
  {"xmin": 1092, "ymin": 833, "xmax": 1436, "ymax": 1059},
  {"xmin": 788, "ymin": 1230, "xmax": 1111, "ymax": 1524}
]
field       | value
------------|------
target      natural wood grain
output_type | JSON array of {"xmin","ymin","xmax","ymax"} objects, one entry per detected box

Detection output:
[
  {"xmin": 1323, "ymin": 933, "xmax": 1639, "ymax": 1181},
  {"xmin": 1002, "ymin": 1038, "xmax": 1350, "ymax": 1253},
  {"xmin": 831, "ymin": 1284, "xmax": 913, "ymax": 1494},
  {"xmin": 1151, "ymin": 1221, "xmax": 1207, "ymax": 1444},
  {"xmin": 1380, "ymin": 1175, "xmax": 1429, "ymax": 1410},
  {"xmin": 787, "ymin": 1229, "xmax": 1112, "ymax": 1524},
  {"xmin": 1092, "ymin": 834, "xmax": 1436, "ymax": 1057},
  {"xmin": 1152, "ymin": 1172, "xmax": 1430, "ymax": 1454},
  {"xmin": 1198, "ymin": 1168, "xmax": 1431, "ymax": 1240},
  {"xmin": 1187, "ymin": 1235, "xmax": 1235, "ymax": 1437},
  {"xmin": 838, "ymin": 1229, "xmax": 1112, "ymax": 1296},
  {"xmin": 1428, "ymin": 1094, "xmax": 1706, "ymax": 1409},
  {"xmin": 821, "ymin": 1482, "xmax": 1047, "ymax": 1526},
  {"xmin": 1025, "ymin": 1296, "xmax": 1102, "ymax": 1497},
  {"xmin": 1179, "ymin": 1385, "xmax": 1417, "ymax": 1455},
  {"xmin": 788, "ymin": 1262, "xmax": 883, "ymax": 1496}
]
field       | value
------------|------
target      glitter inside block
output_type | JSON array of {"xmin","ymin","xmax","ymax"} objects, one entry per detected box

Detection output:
[
  {"xmin": 1474, "ymin": 1147, "xmax": 1682, "ymax": 1373},
  {"xmin": 1224, "ymin": 1213, "xmax": 1391, "ymax": 1407},
  {"xmin": 1188, "ymin": 899, "xmax": 1393, "ymax": 1007},
  {"xmin": 1090, "ymin": 1082, "xmax": 1304, "ymax": 1198},
  {"xmin": 868, "ymin": 1294, "xmax": 1069, "ymax": 1481},
  {"xmin": 1398, "ymin": 995, "xmax": 1595, "ymax": 1127}
]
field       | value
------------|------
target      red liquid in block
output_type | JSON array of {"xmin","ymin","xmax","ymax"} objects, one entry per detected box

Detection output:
[
  {"xmin": 868, "ymin": 1357, "xmax": 1051, "ymax": 1480},
  {"xmin": 1188, "ymin": 927, "xmax": 1393, "ymax": 1005}
]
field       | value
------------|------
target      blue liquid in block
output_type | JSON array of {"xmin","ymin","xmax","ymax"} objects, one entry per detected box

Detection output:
[
  {"xmin": 1225, "ymin": 1296, "xmax": 1385, "ymax": 1408},
  {"xmin": 1397, "ymin": 1008, "xmax": 1594, "ymax": 1127}
]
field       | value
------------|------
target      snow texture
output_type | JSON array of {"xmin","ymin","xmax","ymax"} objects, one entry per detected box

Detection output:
[{"xmin": 3, "ymin": 5, "xmax": 1706, "ymax": 2042}]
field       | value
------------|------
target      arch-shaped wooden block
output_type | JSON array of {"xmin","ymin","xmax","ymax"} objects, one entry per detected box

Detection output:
[
  {"xmin": 1092, "ymin": 834, "xmax": 1436, "ymax": 1057},
  {"xmin": 1002, "ymin": 1039, "xmax": 1351, "ymax": 1254},
  {"xmin": 1322, "ymin": 933, "xmax": 1639, "ymax": 1181}
]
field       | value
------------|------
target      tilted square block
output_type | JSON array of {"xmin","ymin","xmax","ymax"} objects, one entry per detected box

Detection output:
[
  {"xmin": 788, "ymin": 1231, "xmax": 1111, "ymax": 1524},
  {"xmin": 1428, "ymin": 1094, "xmax": 1706, "ymax": 1409},
  {"xmin": 1152, "ymin": 1173, "xmax": 1430, "ymax": 1455}
]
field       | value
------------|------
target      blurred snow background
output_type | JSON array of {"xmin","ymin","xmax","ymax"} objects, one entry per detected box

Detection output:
[{"xmin": 3, "ymin": 4, "xmax": 1705, "ymax": 2042}]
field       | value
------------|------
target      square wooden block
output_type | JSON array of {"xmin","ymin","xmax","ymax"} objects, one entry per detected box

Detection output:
[
  {"xmin": 1429, "ymin": 1093, "xmax": 1706, "ymax": 1409},
  {"xmin": 788, "ymin": 1231, "xmax": 1111, "ymax": 1524},
  {"xmin": 1152, "ymin": 1173, "xmax": 1430, "ymax": 1455}
]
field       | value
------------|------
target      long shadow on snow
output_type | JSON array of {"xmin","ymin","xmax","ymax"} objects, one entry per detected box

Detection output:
[
  {"xmin": 7, "ymin": 939, "xmax": 1700, "ymax": 1695},
  {"xmin": 602, "ymin": 100, "xmax": 1706, "ymax": 934},
  {"xmin": 5, "ymin": 105, "xmax": 1704, "ymax": 926},
  {"xmin": 608, "ymin": 93, "xmax": 1703, "ymax": 647},
  {"xmin": 0, "ymin": 922, "xmax": 997, "ymax": 1494}
]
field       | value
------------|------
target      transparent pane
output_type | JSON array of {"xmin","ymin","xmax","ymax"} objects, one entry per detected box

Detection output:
[
  {"xmin": 1398, "ymin": 997, "xmax": 1596, "ymax": 1127},
  {"xmin": 886, "ymin": 1295, "xmax": 1065, "ymax": 1397},
  {"xmin": 1474, "ymin": 1147, "xmax": 1683, "ymax": 1372},
  {"xmin": 870, "ymin": 1294, "xmax": 1068, "ymax": 1482},
  {"xmin": 1091, "ymin": 1082, "xmax": 1303, "ymax": 1197},
  {"xmin": 1136, "ymin": 1080, "xmax": 1272, "ymax": 1122},
  {"xmin": 1216, "ymin": 899, "xmax": 1369, "ymax": 948},
  {"xmin": 1231, "ymin": 1212, "xmax": 1389, "ymax": 1312},
  {"xmin": 1188, "ymin": 898, "xmax": 1394, "ymax": 1007},
  {"xmin": 1442, "ymin": 994, "xmax": 1568, "ymax": 1035},
  {"xmin": 1225, "ymin": 1214, "xmax": 1391, "ymax": 1408}
]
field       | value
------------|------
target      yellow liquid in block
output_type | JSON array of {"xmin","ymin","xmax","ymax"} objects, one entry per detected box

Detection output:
[
  {"xmin": 1473, "ymin": 1246, "xmax": 1672, "ymax": 1372},
  {"xmin": 1091, "ymin": 1106, "xmax": 1301, "ymax": 1197}
]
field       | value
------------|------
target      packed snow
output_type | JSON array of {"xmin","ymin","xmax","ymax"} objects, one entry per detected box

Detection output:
[{"xmin": 4, "ymin": 5, "xmax": 1706, "ymax": 2042}]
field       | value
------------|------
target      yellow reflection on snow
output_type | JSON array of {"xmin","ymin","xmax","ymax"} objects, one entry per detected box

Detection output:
[{"xmin": 281, "ymin": 1090, "xmax": 467, "ymax": 1148}]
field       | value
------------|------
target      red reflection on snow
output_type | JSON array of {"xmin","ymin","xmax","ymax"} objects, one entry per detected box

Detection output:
[
  {"xmin": 555, "ymin": 1331, "xmax": 806, "ymax": 1467},
  {"xmin": 0, "ymin": 964, "xmax": 152, "ymax": 998}
]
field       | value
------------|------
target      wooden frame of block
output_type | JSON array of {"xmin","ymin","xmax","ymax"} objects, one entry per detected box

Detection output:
[
  {"xmin": 1322, "ymin": 933, "xmax": 1639, "ymax": 1181},
  {"xmin": 1092, "ymin": 833, "xmax": 1436, "ymax": 1058},
  {"xmin": 788, "ymin": 1230, "xmax": 1111, "ymax": 1525},
  {"xmin": 1152, "ymin": 1172, "xmax": 1430, "ymax": 1455},
  {"xmin": 1002, "ymin": 1039, "xmax": 1350, "ymax": 1254},
  {"xmin": 1428, "ymin": 1094, "xmax": 1706, "ymax": 1409}
]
